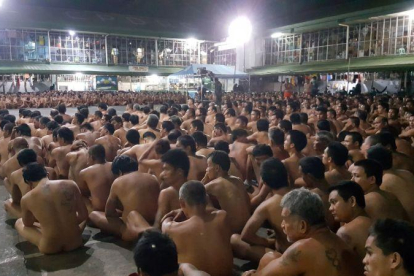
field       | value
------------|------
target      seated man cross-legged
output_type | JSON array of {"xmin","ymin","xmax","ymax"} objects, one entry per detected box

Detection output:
[{"xmin": 15, "ymin": 163, "xmax": 88, "ymax": 254}]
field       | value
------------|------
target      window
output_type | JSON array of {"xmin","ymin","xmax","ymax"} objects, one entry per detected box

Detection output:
[
  {"xmin": 50, "ymin": 32, "xmax": 106, "ymax": 64},
  {"xmin": 0, "ymin": 29, "xmax": 48, "ymax": 61}
]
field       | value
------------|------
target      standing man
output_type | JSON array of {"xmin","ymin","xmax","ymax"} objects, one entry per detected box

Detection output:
[{"xmin": 215, "ymin": 78, "xmax": 223, "ymax": 112}]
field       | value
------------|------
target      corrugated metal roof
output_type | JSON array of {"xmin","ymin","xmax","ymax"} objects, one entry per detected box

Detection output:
[
  {"xmin": 249, "ymin": 55, "xmax": 414, "ymax": 75},
  {"xmin": 0, "ymin": 62, "xmax": 183, "ymax": 76}
]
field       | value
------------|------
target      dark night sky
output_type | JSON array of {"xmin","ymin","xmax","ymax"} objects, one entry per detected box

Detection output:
[{"xmin": 11, "ymin": 0, "xmax": 414, "ymax": 38}]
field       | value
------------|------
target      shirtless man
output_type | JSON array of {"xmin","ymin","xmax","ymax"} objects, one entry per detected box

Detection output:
[
  {"xmin": 14, "ymin": 124, "xmax": 42, "ymax": 157},
  {"xmin": 14, "ymin": 163, "xmax": 88, "ymax": 254},
  {"xmin": 328, "ymin": 181, "xmax": 372, "ymax": 261},
  {"xmin": 342, "ymin": 132, "xmax": 365, "ymax": 163},
  {"xmin": 95, "ymin": 123, "xmax": 121, "ymax": 162},
  {"xmin": 181, "ymin": 108, "xmax": 196, "ymax": 132},
  {"xmin": 213, "ymin": 141, "xmax": 243, "ymax": 179},
  {"xmin": 268, "ymin": 128, "xmax": 289, "ymax": 161},
  {"xmin": 327, "ymin": 109, "xmax": 344, "ymax": 134},
  {"xmin": 66, "ymin": 140, "xmax": 89, "ymax": 184},
  {"xmin": 202, "ymin": 151, "xmax": 250, "ymax": 233},
  {"xmin": 283, "ymin": 130, "xmax": 307, "ymax": 186},
  {"xmin": 89, "ymin": 156, "xmax": 159, "ymax": 241},
  {"xmin": 351, "ymin": 159, "xmax": 408, "ymax": 221},
  {"xmin": 40, "ymin": 121, "xmax": 59, "ymax": 153},
  {"xmin": 234, "ymin": 116, "xmax": 250, "ymax": 133},
  {"xmin": 132, "ymin": 230, "xmax": 210, "ymax": 276},
  {"xmin": 153, "ymin": 149, "xmax": 189, "ymax": 229},
  {"xmin": 176, "ymin": 135, "xmax": 207, "ymax": 181},
  {"xmin": 322, "ymin": 142, "xmax": 352, "ymax": 185},
  {"xmin": 57, "ymin": 104, "xmax": 72, "ymax": 122},
  {"xmin": 247, "ymin": 109, "xmax": 260, "ymax": 133},
  {"xmin": 76, "ymin": 123, "xmax": 99, "ymax": 147},
  {"xmin": 247, "ymin": 119, "xmax": 270, "ymax": 145},
  {"xmin": 138, "ymin": 139, "xmax": 170, "ymax": 180},
  {"xmin": 290, "ymin": 113, "xmax": 311, "ymax": 136},
  {"xmin": 367, "ymin": 146, "xmax": 414, "ymax": 222},
  {"xmin": 243, "ymin": 188, "xmax": 363, "ymax": 276},
  {"xmin": 50, "ymin": 127, "xmax": 74, "ymax": 179},
  {"xmin": 229, "ymin": 129, "xmax": 252, "ymax": 180},
  {"xmin": 91, "ymin": 110, "xmax": 103, "ymax": 131},
  {"xmin": 363, "ymin": 219, "xmax": 414, "ymax": 276},
  {"xmin": 77, "ymin": 145, "xmax": 114, "ymax": 213},
  {"xmin": 225, "ymin": 108, "xmax": 237, "ymax": 130},
  {"xmin": 162, "ymin": 181, "xmax": 233, "ymax": 276},
  {"xmin": 0, "ymin": 138, "xmax": 29, "ymax": 192},
  {"xmin": 192, "ymin": 132, "xmax": 214, "ymax": 157},
  {"xmin": 207, "ymin": 123, "xmax": 229, "ymax": 147},
  {"xmin": 399, "ymin": 114, "xmax": 414, "ymax": 139},
  {"xmin": 4, "ymin": 148, "xmax": 38, "ymax": 218},
  {"xmin": 342, "ymin": 117, "xmax": 365, "ymax": 138},
  {"xmin": 232, "ymin": 158, "xmax": 291, "ymax": 264},
  {"xmin": 0, "ymin": 122, "xmax": 13, "ymax": 165},
  {"xmin": 67, "ymin": 113, "xmax": 84, "ymax": 136},
  {"xmin": 35, "ymin": 117, "xmax": 51, "ymax": 138},
  {"xmin": 111, "ymin": 116, "xmax": 128, "ymax": 146}
]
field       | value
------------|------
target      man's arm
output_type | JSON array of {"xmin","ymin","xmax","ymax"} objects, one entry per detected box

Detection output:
[
  {"xmin": 241, "ymin": 203, "xmax": 274, "ymax": 248},
  {"xmin": 73, "ymin": 184, "xmax": 88, "ymax": 224},
  {"xmin": 77, "ymin": 170, "xmax": 91, "ymax": 197},
  {"xmin": 21, "ymin": 198, "xmax": 36, "ymax": 227},
  {"xmin": 250, "ymin": 185, "xmax": 271, "ymax": 209},
  {"xmin": 153, "ymin": 189, "xmax": 171, "ymax": 229},
  {"xmin": 105, "ymin": 183, "xmax": 121, "ymax": 218},
  {"xmin": 247, "ymin": 242, "xmax": 306, "ymax": 276}
]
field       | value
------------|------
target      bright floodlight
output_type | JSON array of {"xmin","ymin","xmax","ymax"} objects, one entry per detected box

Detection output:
[
  {"xmin": 0, "ymin": 0, "xmax": 3, "ymax": 7},
  {"xmin": 409, "ymin": 9, "xmax": 414, "ymax": 19},
  {"xmin": 228, "ymin": 16, "xmax": 252, "ymax": 45},
  {"xmin": 185, "ymin": 38, "xmax": 198, "ymax": 50},
  {"xmin": 69, "ymin": 30, "xmax": 76, "ymax": 36},
  {"xmin": 271, "ymin": 32, "xmax": 283, "ymax": 38}
]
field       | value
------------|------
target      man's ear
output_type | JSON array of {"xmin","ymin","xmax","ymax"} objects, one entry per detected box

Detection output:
[{"xmin": 389, "ymin": 252, "xmax": 402, "ymax": 270}]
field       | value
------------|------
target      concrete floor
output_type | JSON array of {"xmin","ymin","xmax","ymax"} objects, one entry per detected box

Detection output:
[
  {"xmin": 0, "ymin": 184, "xmax": 137, "ymax": 276},
  {"xmin": 0, "ymin": 183, "xmax": 253, "ymax": 276}
]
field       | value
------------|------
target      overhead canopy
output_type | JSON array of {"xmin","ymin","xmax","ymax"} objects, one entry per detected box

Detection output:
[
  {"xmin": 169, "ymin": 64, "xmax": 248, "ymax": 79},
  {"xmin": 0, "ymin": 62, "xmax": 182, "ymax": 76},
  {"xmin": 249, "ymin": 55, "xmax": 414, "ymax": 76}
]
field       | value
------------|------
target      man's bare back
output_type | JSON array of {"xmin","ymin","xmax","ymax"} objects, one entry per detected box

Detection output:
[
  {"xmin": 15, "ymin": 179, "xmax": 88, "ymax": 254},
  {"xmin": 205, "ymin": 176, "xmax": 251, "ymax": 233},
  {"xmin": 78, "ymin": 163, "xmax": 115, "ymax": 212},
  {"xmin": 95, "ymin": 135, "xmax": 121, "ymax": 162}
]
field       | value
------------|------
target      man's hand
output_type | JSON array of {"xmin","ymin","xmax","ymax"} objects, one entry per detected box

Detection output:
[
  {"xmin": 161, "ymin": 209, "xmax": 186, "ymax": 223},
  {"xmin": 242, "ymin": 270, "xmax": 257, "ymax": 276}
]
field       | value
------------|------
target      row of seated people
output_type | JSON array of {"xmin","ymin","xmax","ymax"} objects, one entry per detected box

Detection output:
[{"xmin": 0, "ymin": 92, "xmax": 414, "ymax": 276}]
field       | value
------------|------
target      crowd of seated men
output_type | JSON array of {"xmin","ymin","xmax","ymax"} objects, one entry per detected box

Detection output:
[
  {"xmin": 1, "ymin": 91, "xmax": 414, "ymax": 276},
  {"xmin": 0, "ymin": 90, "xmax": 188, "ymax": 109}
]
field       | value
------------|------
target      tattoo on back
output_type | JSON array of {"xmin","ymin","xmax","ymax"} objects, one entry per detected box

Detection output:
[
  {"xmin": 325, "ymin": 248, "xmax": 341, "ymax": 270},
  {"xmin": 61, "ymin": 188, "xmax": 75, "ymax": 212}
]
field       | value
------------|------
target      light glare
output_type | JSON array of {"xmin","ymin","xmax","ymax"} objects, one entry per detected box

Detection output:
[
  {"xmin": 69, "ymin": 30, "xmax": 76, "ymax": 36},
  {"xmin": 271, "ymin": 32, "xmax": 283, "ymax": 38},
  {"xmin": 228, "ymin": 16, "xmax": 252, "ymax": 45}
]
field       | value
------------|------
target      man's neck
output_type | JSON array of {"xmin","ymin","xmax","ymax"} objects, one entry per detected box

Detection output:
[
  {"xmin": 272, "ymin": 187, "xmax": 290, "ymax": 196},
  {"xmin": 33, "ymin": 177, "xmax": 49, "ymax": 189},
  {"xmin": 186, "ymin": 205, "xmax": 207, "ymax": 218},
  {"xmin": 365, "ymin": 185, "xmax": 380, "ymax": 194},
  {"xmin": 346, "ymin": 208, "xmax": 368, "ymax": 223},
  {"xmin": 172, "ymin": 178, "xmax": 187, "ymax": 190}
]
